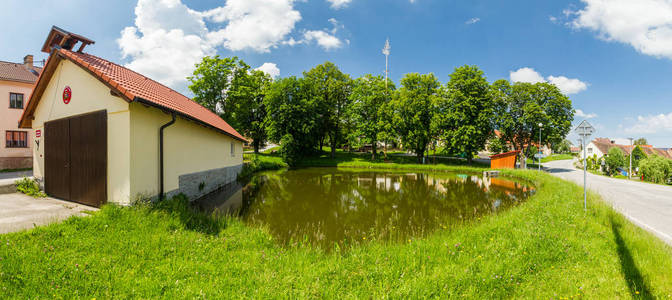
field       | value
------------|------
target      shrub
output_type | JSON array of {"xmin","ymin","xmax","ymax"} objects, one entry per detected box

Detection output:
[
  {"xmin": 15, "ymin": 177, "xmax": 46, "ymax": 197},
  {"xmin": 526, "ymin": 145, "xmax": 538, "ymax": 159},
  {"xmin": 280, "ymin": 134, "xmax": 302, "ymax": 167},
  {"xmin": 605, "ymin": 147, "xmax": 626, "ymax": 176},
  {"xmin": 639, "ymin": 155, "xmax": 672, "ymax": 184}
]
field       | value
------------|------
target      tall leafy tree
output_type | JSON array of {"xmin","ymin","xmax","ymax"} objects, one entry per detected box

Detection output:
[
  {"xmin": 303, "ymin": 62, "xmax": 353, "ymax": 158},
  {"xmin": 349, "ymin": 75, "xmax": 395, "ymax": 159},
  {"xmin": 437, "ymin": 65, "xmax": 494, "ymax": 164},
  {"xmin": 264, "ymin": 77, "xmax": 319, "ymax": 166},
  {"xmin": 228, "ymin": 70, "xmax": 272, "ymax": 153},
  {"xmin": 188, "ymin": 56, "xmax": 248, "ymax": 125},
  {"xmin": 491, "ymin": 80, "xmax": 574, "ymax": 167},
  {"xmin": 390, "ymin": 73, "xmax": 441, "ymax": 163}
]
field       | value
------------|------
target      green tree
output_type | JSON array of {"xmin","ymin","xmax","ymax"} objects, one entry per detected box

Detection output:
[
  {"xmin": 552, "ymin": 139, "xmax": 572, "ymax": 154},
  {"xmin": 303, "ymin": 62, "xmax": 353, "ymax": 158},
  {"xmin": 487, "ymin": 137, "xmax": 506, "ymax": 154},
  {"xmin": 228, "ymin": 70, "xmax": 272, "ymax": 153},
  {"xmin": 264, "ymin": 77, "xmax": 318, "ymax": 166},
  {"xmin": 188, "ymin": 56, "xmax": 248, "ymax": 125},
  {"xmin": 628, "ymin": 146, "xmax": 648, "ymax": 169},
  {"xmin": 639, "ymin": 155, "xmax": 672, "ymax": 184},
  {"xmin": 437, "ymin": 65, "xmax": 494, "ymax": 164},
  {"xmin": 390, "ymin": 73, "xmax": 441, "ymax": 163},
  {"xmin": 349, "ymin": 75, "xmax": 395, "ymax": 159},
  {"xmin": 605, "ymin": 147, "xmax": 626, "ymax": 176},
  {"xmin": 634, "ymin": 138, "xmax": 648, "ymax": 145},
  {"xmin": 491, "ymin": 80, "xmax": 574, "ymax": 168}
]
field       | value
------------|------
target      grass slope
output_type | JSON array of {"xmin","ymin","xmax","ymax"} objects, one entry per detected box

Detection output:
[{"xmin": 1, "ymin": 155, "xmax": 672, "ymax": 298}]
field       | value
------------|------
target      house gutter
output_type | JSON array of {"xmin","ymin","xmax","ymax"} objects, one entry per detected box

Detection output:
[{"xmin": 159, "ymin": 113, "xmax": 176, "ymax": 201}]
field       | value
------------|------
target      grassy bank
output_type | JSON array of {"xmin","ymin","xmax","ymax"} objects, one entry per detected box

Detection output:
[
  {"xmin": 1, "ymin": 157, "xmax": 672, "ymax": 298},
  {"xmin": 526, "ymin": 154, "xmax": 574, "ymax": 165}
]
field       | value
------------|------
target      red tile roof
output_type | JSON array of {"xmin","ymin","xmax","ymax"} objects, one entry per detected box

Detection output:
[
  {"xmin": 22, "ymin": 48, "xmax": 244, "ymax": 141},
  {"xmin": 590, "ymin": 138, "xmax": 672, "ymax": 160},
  {"xmin": 0, "ymin": 61, "xmax": 40, "ymax": 83}
]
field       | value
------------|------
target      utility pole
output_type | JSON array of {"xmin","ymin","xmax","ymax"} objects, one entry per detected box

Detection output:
[{"xmin": 628, "ymin": 137, "xmax": 633, "ymax": 180}]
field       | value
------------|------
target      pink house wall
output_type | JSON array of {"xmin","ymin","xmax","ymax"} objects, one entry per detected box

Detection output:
[{"xmin": 0, "ymin": 79, "xmax": 33, "ymax": 169}]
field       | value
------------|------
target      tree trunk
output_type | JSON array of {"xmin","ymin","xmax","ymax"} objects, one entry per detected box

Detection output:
[
  {"xmin": 253, "ymin": 139, "xmax": 260, "ymax": 154},
  {"xmin": 330, "ymin": 132, "xmax": 336, "ymax": 158},
  {"xmin": 371, "ymin": 140, "xmax": 377, "ymax": 160},
  {"xmin": 320, "ymin": 137, "xmax": 324, "ymax": 152}
]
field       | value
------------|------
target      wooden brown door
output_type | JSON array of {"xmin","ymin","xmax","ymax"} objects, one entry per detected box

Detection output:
[
  {"xmin": 45, "ymin": 118, "xmax": 70, "ymax": 200},
  {"xmin": 44, "ymin": 110, "xmax": 107, "ymax": 207}
]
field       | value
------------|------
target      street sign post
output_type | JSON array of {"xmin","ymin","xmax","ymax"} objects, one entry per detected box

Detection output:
[{"xmin": 575, "ymin": 120, "xmax": 595, "ymax": 212}]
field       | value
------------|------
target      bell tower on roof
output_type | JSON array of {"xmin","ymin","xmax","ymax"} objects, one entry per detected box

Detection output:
[{"xmin": 41, "ymin": 26, "xmax": 95, "ymax": 54}]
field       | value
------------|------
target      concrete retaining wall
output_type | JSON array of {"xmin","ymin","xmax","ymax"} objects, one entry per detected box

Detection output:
[{"xmin": 165, "ymin": 164, "xmax": 243, "ymax": 200}]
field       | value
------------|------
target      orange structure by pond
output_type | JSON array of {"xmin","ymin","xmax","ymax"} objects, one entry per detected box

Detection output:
[{"xmin": 490, "ymin": 151, "xmax": 520, "ymax": 169}]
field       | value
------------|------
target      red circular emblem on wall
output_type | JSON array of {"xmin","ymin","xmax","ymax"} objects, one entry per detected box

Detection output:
[{"xmin": 63, "ymin": 86, "xmax": 72, "ymax": 104}]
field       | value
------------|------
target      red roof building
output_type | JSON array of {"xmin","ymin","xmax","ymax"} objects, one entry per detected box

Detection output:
[{"xmin": 18, "ymin": 26, "xmax": 245, "ymax": 207}]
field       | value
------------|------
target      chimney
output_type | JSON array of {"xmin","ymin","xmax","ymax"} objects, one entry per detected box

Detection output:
[{"xmin": 23, "ymin": 55, "xmax": 34, "ymax": 68}]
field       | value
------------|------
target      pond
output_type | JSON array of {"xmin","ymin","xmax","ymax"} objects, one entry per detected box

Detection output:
[{"xmin": 195, "ymin": 168, "xmax": 535, "ymax": 249}]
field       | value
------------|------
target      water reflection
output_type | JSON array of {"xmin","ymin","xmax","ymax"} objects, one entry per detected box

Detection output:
[{"xmin": 195, "ymin": 168, "xmax": 534, "ymax": 249}]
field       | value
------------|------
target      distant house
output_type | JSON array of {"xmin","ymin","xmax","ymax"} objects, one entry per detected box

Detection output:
[
  {"xmin": 582, "ymin": 138, "xmax": 672, "ymax": 160},
  {"xmin": 0, "ymin": 55, "xmax": 41, "ymax": 170},
  {"xmin": 489, "ymin": 129, "xmax": 551, "ymax": 155}
]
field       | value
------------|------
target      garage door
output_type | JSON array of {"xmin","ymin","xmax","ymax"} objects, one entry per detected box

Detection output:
[{"xmin": 44, "ymin": 110, "xmax": 107, "ymax": 207}]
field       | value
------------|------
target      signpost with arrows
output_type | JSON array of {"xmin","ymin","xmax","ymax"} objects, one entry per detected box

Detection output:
[{"xmin": 575, "ymin": 120, "xmax": 595, "ymax": 211}]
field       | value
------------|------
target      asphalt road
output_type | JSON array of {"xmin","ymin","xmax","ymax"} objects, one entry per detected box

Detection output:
[{"xmin": 545, "ymin": 159, "xmax": 672, "ymax": 246}]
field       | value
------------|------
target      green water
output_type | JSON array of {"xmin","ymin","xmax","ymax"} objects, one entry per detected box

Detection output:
[{"xmin": 197, "ymin": 168, "xmax": 534, "ymax": 249}]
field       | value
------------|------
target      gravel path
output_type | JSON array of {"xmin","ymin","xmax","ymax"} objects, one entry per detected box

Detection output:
[{"xmin": 545, "ymin": 159, "xmax": 672, "ymax": 246}]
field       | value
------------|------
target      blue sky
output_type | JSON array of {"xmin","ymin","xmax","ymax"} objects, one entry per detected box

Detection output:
[{"xmin": 1, "ymin": 0, "xmax": 671, "ymax": 147}]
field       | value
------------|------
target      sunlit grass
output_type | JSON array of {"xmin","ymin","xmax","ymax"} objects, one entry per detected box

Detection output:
[{"xmin": 1, "ymin": 156, "xmax": 671, "ymax": 298}]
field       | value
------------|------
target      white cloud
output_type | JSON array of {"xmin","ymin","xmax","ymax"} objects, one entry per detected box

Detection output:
[
  {"xmin": 509, "ymin": 67, "xmax": 589, "ymax": 95},
  {"xmin": 509, "ymin": 67, "xmax": 545, "ymax": 83},
  {"xmin": 118, "ymin": 0, "xmax": 213, "ymax": 88},
  {"xmin": 118, "ymin": 0, "xmax": 344, "ymax": 90},
  {"xmin": 571, "ymin": 0, "xmax": 672, "ymax": 59},
  {"xmin": 326, "ymin": 0, "xmax": 351, "ymax": 9},
  {"xmin": 202, "ymin": 0, "xmax": 301, "ymax": 52},
  {"xmin": 547, "ymin": 75, "xmax": 588, "ymax": 94},
  {"xmin": 575, "ymin": 109, "xmax": 597, "ymax": 119},
  {"xmin": 465, "ymin": 17, "xmax": 480, "ymax": 25},
  {"xmin": 625, "ymin": 112, "xmax": 672, "ymax": 134},
  {"xmin": 303, "ymin": 30, "xmax": 343, "ymax": 50},
  {"xmin": 300, "ymin": 18, "xmax": 345, "ymax": 50},
  {"xmin": 255, "ymin": 62, "xmax": 280, "ymax": 78}
]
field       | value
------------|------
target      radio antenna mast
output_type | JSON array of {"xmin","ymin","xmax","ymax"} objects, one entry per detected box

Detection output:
[{"xmin": 382, "ymin": 38, "xmax": 391, "ymax": 90}]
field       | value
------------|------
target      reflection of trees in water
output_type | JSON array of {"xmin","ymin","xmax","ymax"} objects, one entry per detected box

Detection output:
[{"xmin": 241, "ymin": 168, "xmax": 533, "ymax": 249}]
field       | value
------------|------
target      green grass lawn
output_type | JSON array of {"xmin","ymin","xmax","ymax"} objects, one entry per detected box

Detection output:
[
  {"xmin": 2, "ymin": 153, "xmax": 672, "ymax": 298},
  {"xmin": 526, "ymin": 153, "xmax": 575, "ymax": 165}
]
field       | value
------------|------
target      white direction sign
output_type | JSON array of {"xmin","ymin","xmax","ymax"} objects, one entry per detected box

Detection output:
[{"xmin": 575, "ymin": 120, "xmax": 595, "ymax": 138}]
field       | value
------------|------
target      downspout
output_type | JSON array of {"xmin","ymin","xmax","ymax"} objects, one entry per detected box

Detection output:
[{"xmin": 159, "ymin": 113, "xmax": 176, "ymax": 201}]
